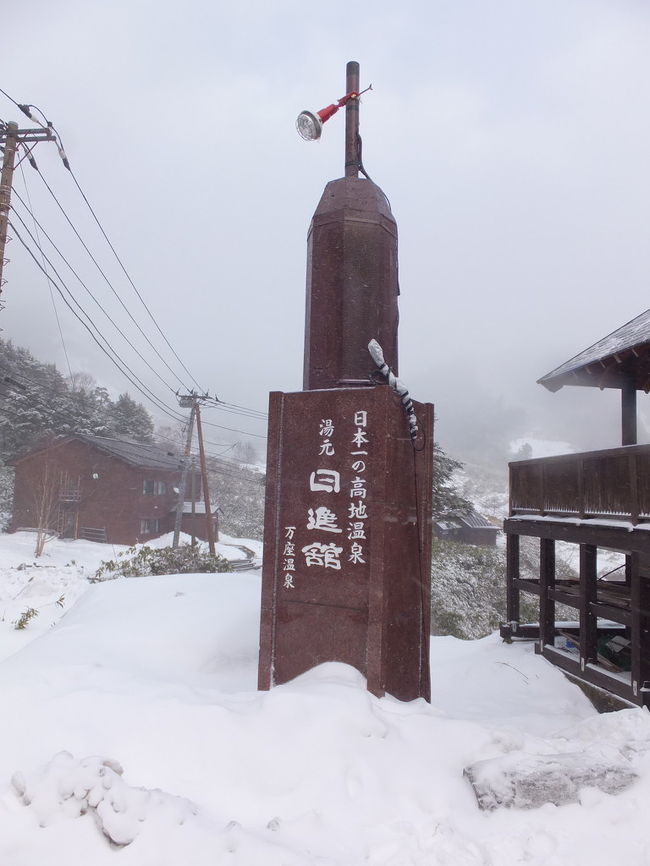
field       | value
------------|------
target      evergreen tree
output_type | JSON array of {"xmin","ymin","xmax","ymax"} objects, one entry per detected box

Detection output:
[
  {"xmin": 0, "ymin": 339, "xmax": 156, "ymax": 455},
  {"xmin": 108, "ymin": 393, "xmax": 154, "ymax": 443},
  {"xmin": 432, "ymin": 443, "xmax": 473, "ymax": 519}
]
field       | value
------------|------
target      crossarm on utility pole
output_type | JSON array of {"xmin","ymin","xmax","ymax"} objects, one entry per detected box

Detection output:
[{"xmin": 0, "ymin": 121, "xmax": 55, "ymax": 306}]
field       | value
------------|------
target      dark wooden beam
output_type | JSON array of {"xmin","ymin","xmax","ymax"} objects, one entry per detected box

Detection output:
[
  {"xmin": 506, "ymin": 534, "xmax": 520, "ymax": 623},
  {"xmin": 539, "ymin": 538, "xmax": 555, "ymax": 652},
  {"xmin": 630, "ymin": 554, "xmax": 650, "ymax": 705},
  {"xmin": 542, "ymin": 646, "xmax": 638, "ymax": 704},
  {"xmin": 504, "ymin": 518, "xmax": 650, "ymax": 556},
  {"xmin": 579, "ymin": 544, "xmax": 598, "ymax": 672},
  {"xmin": 622, "ymin": 372, "xmax": 637, "ymax": 446}
]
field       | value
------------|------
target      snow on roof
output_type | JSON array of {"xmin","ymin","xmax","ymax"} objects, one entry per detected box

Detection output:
[
  {"xmin": 538, "ymin": 307, "xmax": 650, "ymax": 392},
  {"xmin": 458, "ymin": 510, "xmax": 497, "ymax": 530},
  {"xmin": 75, "ymin": 434, "xmax": 183, "ymax": 471}
]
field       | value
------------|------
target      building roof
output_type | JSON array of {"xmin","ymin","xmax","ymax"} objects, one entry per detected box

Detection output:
[
  {"xmin": 435, "ymin": 509, "xmax": 497, "ymax": 532},
  {"xmin": 75, "ymin": 435, "xmax": 183, "ymax": 470},
  {"xmin": 538, "ymin": 308, "xmax": 650, "ymax": 393},
  {"xmin": 457, "ymin": 510, "xmax": 498, "ymax": 530}
]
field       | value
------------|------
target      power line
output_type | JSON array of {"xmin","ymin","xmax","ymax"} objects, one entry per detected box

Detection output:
[
  {"xmin": 2, "ymin": 88, "xmax": 268, "ymax": 438},
  {"xmin": 9, "ymin": 218, "xmax": 189, "ymax": 426},
  {"xmin": 29, "ymin": 163, "xmax": 195, "ymax": 393},
  {"xmin": 10, "ymin": 208, "xmax": 183, "ymax": 417},
  {"xmin": 66, "ymin": 165, "xmax": 206, "ymax": 394},
  {"xmin": 11, "ymin": 188, "xmax": 181, "ymax": 396},
  {"xmin": 18, "ymin": 158, "xmax": 72, "ymax": 379},
  {"xmin": 0, "ymin": 87, "xmax": 202, "ymax": 394}
]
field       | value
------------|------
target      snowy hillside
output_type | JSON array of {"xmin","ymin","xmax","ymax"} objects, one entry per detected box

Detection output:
[{"xmin": 0, "ymin": 532, "xmax": 650, "ymax": 864}]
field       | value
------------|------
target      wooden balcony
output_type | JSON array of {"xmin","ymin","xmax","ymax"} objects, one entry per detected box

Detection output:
[
  {"xmin": 59, "ymin": 484, "xmax": 81, "ymax": 502},
  {"xmin": 509, "ymin": 444, "xmax": 650, "ymax": 525}
]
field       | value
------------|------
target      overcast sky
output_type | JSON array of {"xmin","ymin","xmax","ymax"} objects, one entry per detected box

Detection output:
[{"xmin": 2, "ymin": 0, "xmax": 650, "ymax": 459}]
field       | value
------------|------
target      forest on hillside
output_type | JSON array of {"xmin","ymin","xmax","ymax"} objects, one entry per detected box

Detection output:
[
  {"xmin": 0, "ymin": 338, "xmax": 155, "ymax": 459},
  {"xmin": 0, "ymin": 338, "xmax": 266, "ymax": 539}
]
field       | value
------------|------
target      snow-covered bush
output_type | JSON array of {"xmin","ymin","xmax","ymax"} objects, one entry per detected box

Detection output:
[
  {"xmin": 431, "ymin": 536, "xmax": 575, "ymax": 640},
  {"xmin": 93, "ymin": 544, "xmax": 232, "ymax": 581},
  {"xmin": 431, "ymin": 539, "xmax": 508, "ymax": 639}
]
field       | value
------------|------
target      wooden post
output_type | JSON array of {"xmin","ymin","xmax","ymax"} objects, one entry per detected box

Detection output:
[
  {"xmin": 0, "ymin": 122, "xmax": 19, "ymax": 301},
  {"xmin": 622, "ymin": 373, "xmax": 637, "ymax": 446},
  {"xmin": 194, "ymin": 401, "xmax": 216, "ymax": 555},
  {"xmin": 629, "ymin": 452, "xmax": 639, "ymax": 525},
  {"xmin": 579, "ymin": 544, "xmax": 598, "ymax": 672},
  {"xmin": 506, "ymin": 533, "xmax": 520, "ymax": 625},
  {"xmin": 172, "ymin": 405, "xmax": 195, "ymax": 548},
  {"xmin": 0, "ymin": 122, "xmax": 55, "ymax": 304},
  {"xmin": 630, "ymin": 553, "xmax": 650, "ymax": 703},
  {"xmin": 190, "ymin": 456, "xmax": 197, "ymax": 546},
  {"xmin": 577, "ymin": 457, "xmax": 585, "ymax": 518},
  {"xmin": 539, "ymin": 538, "xmax": 555, "ymax": 652}
]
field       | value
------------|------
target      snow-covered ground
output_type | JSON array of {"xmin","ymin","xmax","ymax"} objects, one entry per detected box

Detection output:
[{"xmin": 1, "ymin": 531, "xmax": 650, "ymax": 864}]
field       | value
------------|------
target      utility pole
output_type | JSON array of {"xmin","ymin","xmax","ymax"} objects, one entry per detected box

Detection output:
[
  {"xmin": 176, "ymin": 392, "xmax": 217, "ymax": 555},
  {"xmin": 194, "ymin": 399, "xmax": 217, "ymax": 555},
  {"xmin": 0, "ymin": 120, "xmax": 55, "ymax": 306},
  {"xmin": 172, "ymin": 403, "xmax": 196, "ymax": 548}
]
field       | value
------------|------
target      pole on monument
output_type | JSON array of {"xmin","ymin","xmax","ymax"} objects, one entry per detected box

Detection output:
[{"xmin": 345, "ymin": 61, "xmax": 360, "ymax": 178}]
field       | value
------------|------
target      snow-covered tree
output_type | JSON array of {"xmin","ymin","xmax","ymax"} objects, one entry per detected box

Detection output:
[
  {"xmin": 432, "ymin": 443, "xmax": 473, "ymax": 519},
  {"xmin": 108, "ymin": 394, "xmax": 154, "ymax": 443}
]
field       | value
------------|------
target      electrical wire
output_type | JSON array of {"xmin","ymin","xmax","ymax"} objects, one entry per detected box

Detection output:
[
  {"xmin": 65, "ymin": 164, "xmax": 206, "ymax": 394},
  {"xmin": 16, "ymin": 93, "xmax": 206, "ymax": 395},
  {"xmin": 9, "ymin": 206, "xmax": 182, "ymax": 415},
  {"xmin": 2, "ymin": 87, "xmax": 268, "ymax": 437},
  {"xmin": 18, "ymin": 158, "xmax": 73, "ymax": 380},
  {"xmin": 1, "ymin": 90, "xmax": 193, "ymax": 394},
  {"xmin": 29, "ymin": 164, "xmax": 193, "ymax": 393},
  {"xmin": 9, "ymin": 218, "xmax": 189, "ymax": 426},
  {"xmin": 11, "ymin": 188, "xmax": 182, "ymax": 396}
]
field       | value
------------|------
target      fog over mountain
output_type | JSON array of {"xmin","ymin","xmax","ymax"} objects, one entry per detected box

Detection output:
[{"xmin": 2, "ymin": 0, "xmax": 649, "ymax": 462}]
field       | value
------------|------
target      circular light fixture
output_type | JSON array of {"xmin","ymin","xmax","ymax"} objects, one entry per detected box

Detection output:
[{"xmin": 296, "ymin": 110, "xmax": 323, "ymax": 142}]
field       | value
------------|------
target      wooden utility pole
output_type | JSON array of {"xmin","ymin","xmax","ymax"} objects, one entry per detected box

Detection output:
[
  {"xmin": 172, "ymin": 404, "xmax": 196, "ymax": 548},
  {"xmin": 0, "ymin": 121, "xmax": 55, "ymax": 305},
  {"xmin": 176, "ymin": 392, "xmax": 217, "ymax": 555},
  {"xmin": 194, "ymin": 400, "xmax": 217, "ymax": 554}
]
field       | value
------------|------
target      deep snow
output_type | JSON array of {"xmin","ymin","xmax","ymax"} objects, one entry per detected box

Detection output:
[{"xmin": 0, "ymin": 531, "xmax": 649, "ymax": 865}]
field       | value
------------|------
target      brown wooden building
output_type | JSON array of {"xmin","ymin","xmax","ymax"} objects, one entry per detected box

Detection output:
[
  {"xmin": 434, "ymin": 509, "xmax": 498, "ymax": 547},
  {"xmin": 502, "ymin": 308, "xmax": 650, "ymax": 706},
  {"xmin": 9, "ymin": 434, "xmax": 218, "ymax": 546}
]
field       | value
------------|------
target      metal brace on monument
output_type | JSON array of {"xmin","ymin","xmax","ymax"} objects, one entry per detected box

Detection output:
[{"xmin": 258, "ymin": 62, "xmax": 434, "ymax": 702}]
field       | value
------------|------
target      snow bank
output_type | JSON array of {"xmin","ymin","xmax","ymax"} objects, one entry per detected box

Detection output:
[{"xmin": 1, "ymin": 534, "xmax": 650, "ymax": 864}]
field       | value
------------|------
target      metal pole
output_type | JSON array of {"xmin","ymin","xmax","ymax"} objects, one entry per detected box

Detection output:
[
  {"xmin": 172, "ymin": 405, "xmax": 195, "ymax": 547},
  {"xmin": 194, "ymin": 401, "xmax": 216, "ymax": 555},
  {"xmin": 345, "ymin": 61, "xmax": 360, "ymax": 178},
  {"xmin": 0, "ymin": 122, "xmax": 19, "ymax": 301}
]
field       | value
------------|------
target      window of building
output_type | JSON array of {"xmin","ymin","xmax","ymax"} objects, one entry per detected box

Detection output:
[
  {"xmin": 140, "ymin": 518, "xmax": 160, "ymax": 535},
  {"xmin": 143, "ymin": 479, "xmax": 167, "ymax": 495}
]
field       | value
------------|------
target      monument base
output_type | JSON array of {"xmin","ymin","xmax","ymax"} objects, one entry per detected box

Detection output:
[{"xmin": 258, "ymin": 384, "xmax": 433, "ymax": 702}]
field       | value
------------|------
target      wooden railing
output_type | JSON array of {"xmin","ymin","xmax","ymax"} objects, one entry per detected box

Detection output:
[{"xmin": 509, "ymin": 444, "xmax": 650, "ymax": 524}]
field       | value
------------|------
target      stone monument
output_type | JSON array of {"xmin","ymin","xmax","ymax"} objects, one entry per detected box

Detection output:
[{"xmin": 258, "ymin": 62, "xmax": 433, "ymax": 702}]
